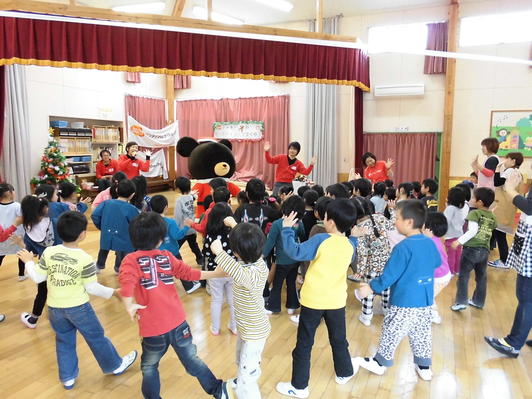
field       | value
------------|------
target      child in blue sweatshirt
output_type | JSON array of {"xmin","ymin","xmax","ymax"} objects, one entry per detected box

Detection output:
[
  {"xmin": 263, "ymin": 196, "xmax": 306, "ymax": 315},
  {"xmin": 91, "ymin": 180, "xmax": 139, "ymax": 273},
  {"xmin": 355, "ymin": 200, "xmax": 441, "ymax": 382}
]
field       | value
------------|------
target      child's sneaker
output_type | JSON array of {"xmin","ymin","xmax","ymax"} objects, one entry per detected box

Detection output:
[
  {"xmin": 488, "ymin": 259, "xmax": 509, "ymax": 269},
  {"xmin": 210, "ymin": 326, "xmax": 220, "ymax": 336},
  {"xmin": 113, "ymin": 350, "xmax": 138, "ymax": 375},
  {"xmin": 287, "ymin": 308, "xmax": 297, "ymax": 315},
  {"xmin": 18, "ymin": 276, "xmax": 27, "ymax": 282},
  {"xmin": 186, "ymin": 281, "xmax": 201, "ymax": 294},
  {"xmin": 468, "ymin": 299, "xmax": 483, "ymax": 309},
  {"xmin": 227, "ymin": 324, "xmax": 237, "ymax": 335},
  {"xmin": 358, "ymin": 313, "xmax": 372, "ymax": 327},
  {"xmin": 20, "ymin": 312, "xmax": 38, "ymax": 329},
  {"xmin": 63, "ymin": 378, "xmax": 76, "ymax": 390},
  {"xmin": 0, "ymin": 314, "xmax": 5, "ymax": 323},
  {"xmin": 431, "ymin": 308, "xmax": 442, "ymax": 324},
  {"xmin": 356, "ymin": 357, "xmax": 386, "ymax": 375},
  {"xmin": 415, "ymin": 365, "xmax": 433, "ymax": 381},
  {"xmin": 347, "ymin": 274, "xmax": 361, "ymax": 282},
  {"xmin": 220, "ymin": 381, "xmax": 235, "ymax": 399},
  {"xmin": 275, "ymin": 382, "xmax": 309, "ymax": 398},
  {"xmin": 335, "ymin": 358, "xmax": 359, "ymax": 384},
  {"xmin": 450, "ymin": 303, "xmax": 467, "ymax": 311},
  {"xmin": 290, "ymin": 314, "xmax": 300, "ymax": 324}
]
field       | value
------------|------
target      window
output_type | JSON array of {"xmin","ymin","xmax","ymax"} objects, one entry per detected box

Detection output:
[
  {"xmin": 460, "ymin": 11, "xmax": 532, "ymax": 47},
  {"xmin": 368, "ymin": 22, "xmax": 428, "ymax": 53}
]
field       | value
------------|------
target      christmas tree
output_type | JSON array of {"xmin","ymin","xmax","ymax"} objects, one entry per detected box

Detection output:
[{"xmin": 30, "ymin": 128, "xmax": 71, "ymax": 186}]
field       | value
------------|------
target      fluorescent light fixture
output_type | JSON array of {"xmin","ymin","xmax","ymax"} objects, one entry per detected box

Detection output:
[
  {"xmin": 112, "ymin": 2, "xmax": 165, "ymax": 14},
  {"xmin": 252, "ymin": 0, "xmax": 293, "ymax": 12},
  {"xmin": 192, "ymin": 6, "xmax": 244, "ymax": 25}
]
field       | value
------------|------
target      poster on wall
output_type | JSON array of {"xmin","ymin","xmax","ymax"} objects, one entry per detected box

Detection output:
[
  {"xmin": 490, "ymin": 110, "xmax": 532, "ymax": 157},
  {"xmin": 213, "ymin": 121, "xmax": 264, "ymax": 141},
  {"xmin": 127, "ymin": 115, "xmax": 179, "ymax": 148}
]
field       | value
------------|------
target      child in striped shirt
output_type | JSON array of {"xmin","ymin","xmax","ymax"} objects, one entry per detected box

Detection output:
[{"xmin": 210, "ymin": 222, "xmax": 270, "ymax": 399}]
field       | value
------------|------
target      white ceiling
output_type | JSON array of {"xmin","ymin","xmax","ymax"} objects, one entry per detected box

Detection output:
[{"xmin": 76, "ymin": 0, "xmax": 455, "ymax": 25}]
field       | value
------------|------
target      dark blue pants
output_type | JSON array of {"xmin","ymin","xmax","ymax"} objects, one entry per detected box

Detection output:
[{"xmin": 505, "ymin": 274, "xmax": 532, "ymax": 350}]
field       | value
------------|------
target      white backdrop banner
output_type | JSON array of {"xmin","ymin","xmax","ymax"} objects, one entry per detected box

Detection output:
[
  {"xmin": 213, "ymin": 121, "xmax": 264, "ymax": 141},
  {"xmin": 127, "ymin": 115, "xmax": 179, "ymax": 148}
]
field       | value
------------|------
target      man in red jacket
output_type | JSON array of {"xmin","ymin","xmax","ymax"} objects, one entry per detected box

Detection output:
[
  {"xmin": 264, "ymin": 141, "xmax": 316, "ymax": 196},
  {"xmin": 118, "ymin": 141, "xmax": 151, "ymax": 179}
]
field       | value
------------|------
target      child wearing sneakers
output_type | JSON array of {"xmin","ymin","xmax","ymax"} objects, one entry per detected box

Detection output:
[
  {"xmin": 209, "ymin": 222, "xmax": 271, "ymax": 399},
  {"xmin": 276, "ymin": 199, "xmax": 363, "ymax": 398},
  {"xmin": 17, "ymin": 211, "xmax": 137, "ymax": 389},
  {"xmin": 356, "ymin": 200, "xmax": 441, "ymax": 381},
  {"xmin": 0, "ymin": 183, "xmax": 26, "ymax": 280},
  {"xmin": 423, "ymin": 212, "xmax": 451, "ymax": 324},
  {"xmin": 451, "ymin": 187, "xmax": 497, "ymax": 311},
  {"xmin": 118, "ymin": 212, "xmax": 230, "ymax": 399}
]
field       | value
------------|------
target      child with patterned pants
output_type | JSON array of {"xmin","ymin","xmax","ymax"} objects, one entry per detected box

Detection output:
[{"xmin": 356, "ymin": 200, "xmax": 441, "ymax": 381}]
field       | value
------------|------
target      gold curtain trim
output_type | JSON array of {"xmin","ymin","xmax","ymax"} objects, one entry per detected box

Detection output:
[{"xmin": 0, "ymin": 57, "xmax": 370, "ymax": 91}]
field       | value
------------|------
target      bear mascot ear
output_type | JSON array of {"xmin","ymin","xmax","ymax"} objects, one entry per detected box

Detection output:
[
  {"xmin": 176, "ymin": 137, "xmax": 199, "ymax": 157},
  {"xmin": 218, "ymin": 139, "xmax": 232, "ymax": 151}
]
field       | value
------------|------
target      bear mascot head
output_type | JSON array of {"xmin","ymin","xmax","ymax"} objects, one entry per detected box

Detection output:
[{"xmin": 176, "ymin": 137, "xmax": 236, "ymax": 180}]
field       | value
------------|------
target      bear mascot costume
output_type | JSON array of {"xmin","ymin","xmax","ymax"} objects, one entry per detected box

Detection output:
[{"xmin": 176, "ymin": 137, "xmax": 241, "ymax": 218}]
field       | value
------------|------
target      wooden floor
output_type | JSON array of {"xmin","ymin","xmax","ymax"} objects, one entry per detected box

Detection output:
[{"xmin": 0, "ymin": 192, "xmax": 531, "ymax": 399}]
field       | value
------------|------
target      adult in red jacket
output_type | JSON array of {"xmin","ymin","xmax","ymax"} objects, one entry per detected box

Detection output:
[
  {"xmin": 351, "ymin": 152, "xmax": 395, "ymax": 184},
  {"xmin": 264, "ymin": 141, "xmax": 316, "ymax": 196},
  {"xmin": 95, "ymin": 150, "xmax": 119, "ymax": 180},
  {"xmin": 118, "ymin": 141, "xmax": 151, "ymax": 179}
]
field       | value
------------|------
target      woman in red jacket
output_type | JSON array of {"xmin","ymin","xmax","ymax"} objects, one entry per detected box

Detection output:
[
  {"xmin": 264, "ymin": 141, "xmax": 316, "ymax": 196},
  {"xmin": 95, "ymin": 150, "xmax": 119, "ymax": 180},
  {"xmin": 118, "ymin": 141, "xmax": 151, "ymax": 179}
]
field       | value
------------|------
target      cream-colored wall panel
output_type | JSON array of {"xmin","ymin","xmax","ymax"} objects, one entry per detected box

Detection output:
[
  {"xmin": 26, "ymin": 65, "xmax": 64, "ymax": 85},
  {"xmin": 398, "ymin": 91, "xmax": 445, "ymax": 132},
  {"xmin": 337, "ymin": 88, "xmax": 355, "ymax": 173},
  {"xmin": 363, "ymin": 97, "xmax": 401, "ymax": 132},
  {"xmin": 370, "ymin": 54, "xmax": 403, "ymax": 86},
  {"xmin": 491, "ymin": 87, "xmax": 532, "ymax": 110},
  {"xmin": 455, "ymin": 50, "xmax": 497, "ymax": 90}
]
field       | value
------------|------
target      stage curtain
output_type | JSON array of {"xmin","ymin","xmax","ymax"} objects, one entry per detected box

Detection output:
[
  {"xmin": 0, "ymin": 15, "xmax": 369, "ymax": 89},
  {"xmin": 175, "ymin": 95, "xmax": 289, "ymax": 189},
  {"xmin": 424, "ymin": 22, "xmax": 448, "ymax": 74},
  {"xmin": 125, "ymin": 72, "xmax": 141, "ymax": 83},
  {"xmin": 174, "ymin": 75, "xmax": 191, "ymax": 89},
  {"xmin": 363, "ymin": 133, "xmax": 437, "ymax": 184},
  {"xmin": 353, "ymin": 88, "xmax": 364, "ymax": 175}
]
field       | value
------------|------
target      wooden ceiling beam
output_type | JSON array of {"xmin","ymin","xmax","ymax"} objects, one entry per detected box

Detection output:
[
  {"xmin": 0, "ymin": 0, "xmax": 358, "ymax": 43},
  {"xmin": 172, "ymin": 0, "xmax": 185, "ymax": 17}
]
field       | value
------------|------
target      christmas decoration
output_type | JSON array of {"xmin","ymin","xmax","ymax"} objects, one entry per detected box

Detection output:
[{"xmin": 30, "ymin": 128, "xmax": 71, "ymax": 186}]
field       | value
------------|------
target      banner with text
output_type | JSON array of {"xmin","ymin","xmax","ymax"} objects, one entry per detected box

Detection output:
[
  {"xmin": 127, "ymin": 115, "xmax": 179, "ymax": 148},
  {"xmin": 213, "ymin": 121, "xmax": 264, "ymax": 141}
]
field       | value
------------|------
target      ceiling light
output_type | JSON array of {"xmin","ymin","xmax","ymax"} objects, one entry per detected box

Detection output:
[
  {"xmin": 112, "ymin": 2, "xmax": 165, "ymax": 14},
  {"xmin": 252, "ymin": 0, "xmax": 293, "ymax": 12},
  {"xmin": 192, "ymin": 6, "xmax": 244, "ymax": 25}
]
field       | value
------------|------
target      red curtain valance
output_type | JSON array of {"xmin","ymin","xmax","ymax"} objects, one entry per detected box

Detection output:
[{"xmin": 0, "ymin": 15, "xmax": 370, "ymax": 90}]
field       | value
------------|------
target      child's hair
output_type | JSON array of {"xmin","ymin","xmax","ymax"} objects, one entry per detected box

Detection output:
[
  {"xmin": 209, "ymin": 177, "xmax": 227, "ymax": 190},
  {"xmin": 481, "ymin": 137, "xmax": 500, "ymax": 154},
  {"xmin": 35, "ymin": 184, "xmax": 56, "ymax": 201},
  {"xmin": 297, "ymin": 185, "xmax": 310, "ymax": 197},
  {"xmin": 447, "ymin": 187, "xmax": 466, "ymax": 209},
  {"xmin": 398, "ymin": 182, "xmax": 415, "ymax": 198},
  {"xmin": 341, "ymin": 181, "xmax": 354, "ymax": 196},
  {"xmin": 315, "ymin": 196, "xmax": 332, "ymax": 220},
  {"xmin": 351, "ymin": 196, "xmax": 381, "ymax": 238},
  {"xmin": 57, "ymin": 211, "xmax": 88, "ymax": 242},
  {"xmin": 203, "ymin": 195, "xmax": 213, "ymax": 210},
  {"xmin": 237, "ymin": 191, "xmax": 249, "ymax": 204},
  {"xmin": 125, "ymin": 141, "xmax": 138, "ymax": 152},
  {"xmin": 326, "ymin": 183, "xmax": 349, "ymax": 199},
  {"xmin": 0, "ymin": 183, "xmax": 14, "ymax": 199},
  {"xmin": 21, "ymin": 195, "xmax": 48, "ymax": 230},
  {"xmin": 412, "ymin": 181, "xmax": 422, "ymax": 196},
  {"xmin": 353, "ymin": 178, "xmax": 372, "ymax": 197},
  {"xmin": 384, "ymin": 179, "xmax": 394, "ymax": 188},
  {"xmin": 130, "ymin": 176, "xmax": 148, "ymax": 208},
  {"xmin": 469, "ymin": 172, "xmax": 478, "ymax": 179},
  {"xmin": 229, "ymin": 222, "xmax": 266, "ymax": 263},
  {"xmin": 288, "ymin": 141, "xmax": 301, "ymax": 154},
  {"xmin": 117, "ymin": 179, "xmax": 136, "ymax": 198},
  {"xmin": 129, "ymin": 212, "xmax": 167, "ymax": 250},
  {"xmin": 99, "ymin": 149, "xmax": 111, "ymax": 158},
  {"xmin": 149, "ymin": 195, "xmax": 168, "ymax": 214},
  {"xmin": 384, "ymin": 187, "xmax": 396, "ymax": 201},
  {"xmin": 473, "ymin": 187, "xmax": 495, "ymax": 208},
  {"xmin": 57, "ymin": 181, "xmax": 77, "ymax": 201},
  {"xmin": 279, "ymin": 185, "xmax": 294, "ymax": 196},
  {"xmin": 206, "ymin": 202, "xmax": 233, "ymax": 237},
  {"xmin": 303, "ymin": 189, "xmax": 319, "ymax": 208},
  {"xmin": 396, "ymin": 200, "xmax": 426, "ymax": 229},
  {"xmin": 373, "ymin": 182, "xmax": 386, "ymax": 197},
  {"xmin": 213, "ymin": 187, "xmax": 231, "ymax": 203},
  {"xmin": 311, "ymin": 184, "xmax": 325, "ymax": 198},
  {"xmin": 422, "ymin": 178, "xmax": 438, "ymax": 195},
  {"xmin": 174, "ymin": 176, "xmax": 191, "ymax": 194},
  {"xmin": 245, "ymin": 178, "xmax": 266, "ymax": 203},
  {"xmin": 506, "ymin": 152, "xmax": 524, "ymax": 168},
  {"xmin": 424, "ymin": 212, "xmax": 448, "ymax": 238},
  {"xmin": 110, "ymin": 171, "xmax": 128, "ymax": 199},
  {"xmin": 281, "ymin": 195, "xmax": 305, "ymax": 219},
  {"xmin": 325, "ymin": 198, "xmax": 357, "ymax": 233},
  {"xmin": 455, "ymin": 183, "xmax": 472, "ymax": 202}
]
